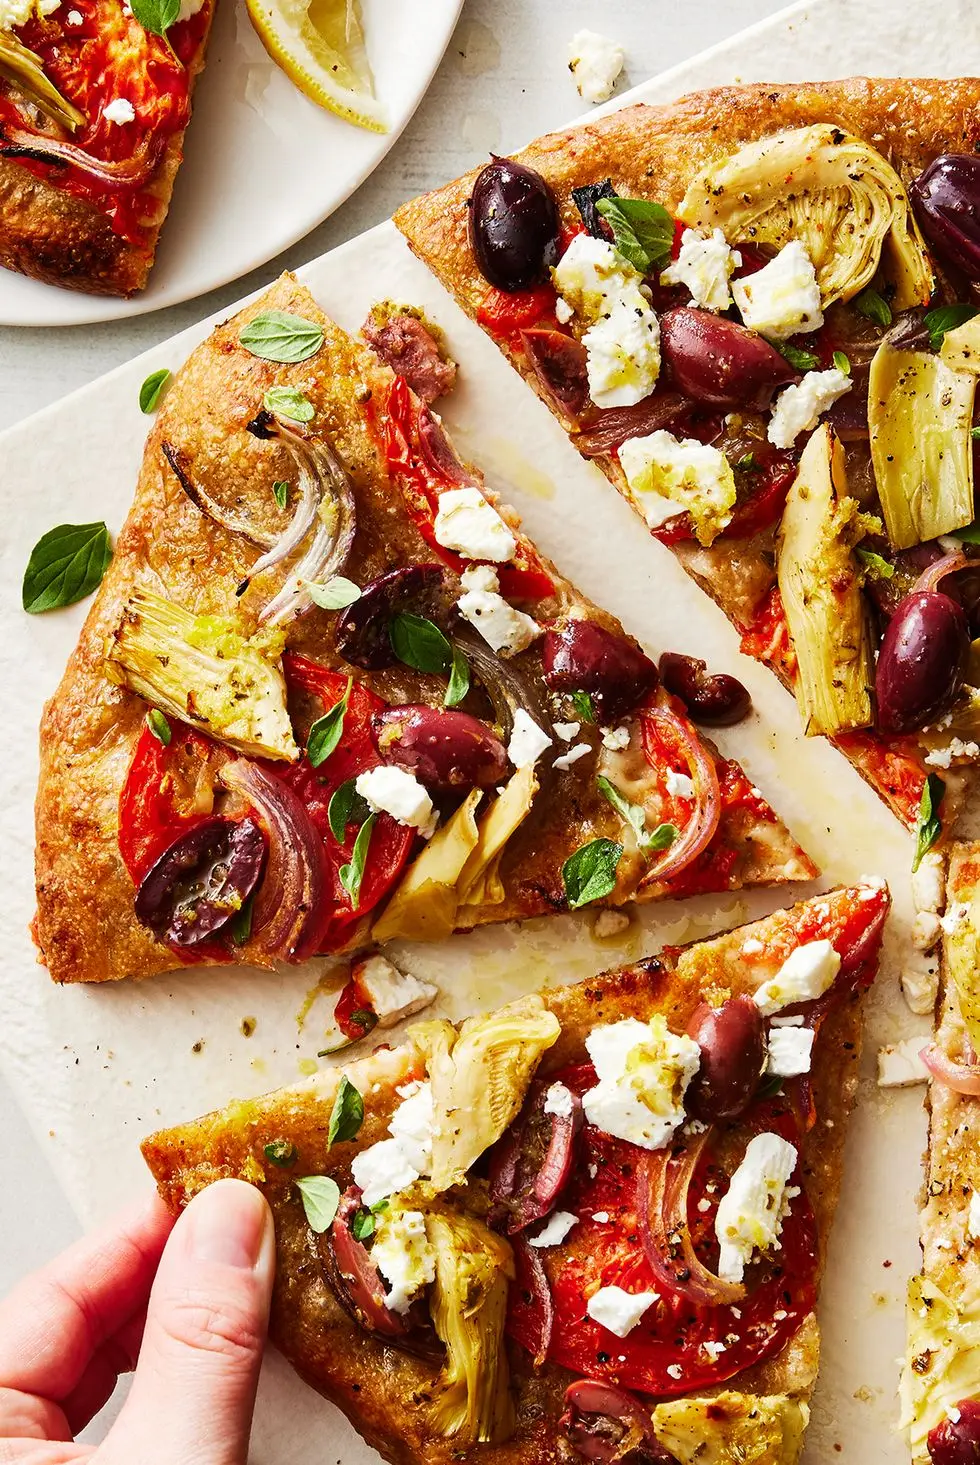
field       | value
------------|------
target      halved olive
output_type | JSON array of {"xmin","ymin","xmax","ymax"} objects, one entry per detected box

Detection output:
[
  {"xmin": 373, "ymin": 704, "xmax": 507, "ymax": 793},
  {"xmin": 542, "ymin": 619, "xmax": 658, "ymax": 724},
  {"xmin": 685, "ymin": 997, "xmax": 767, "ymax": 1122},
  {"xmin": 875, "ymin": 590, "xmax": 969, "ymax": 734},
  {"xmin": 336, "ymin": 565, "xmax": 448, "ymax": 670},
  {"xmin": 134, "ymin": 817, "xmax": 266, "ymax": 947}
]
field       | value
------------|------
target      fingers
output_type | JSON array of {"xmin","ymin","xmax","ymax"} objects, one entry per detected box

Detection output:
[
  {"xmin": 103, "ymin": 1181, "xmax": 275, "ymax": 1465},
  {"xmin": 0, "ymin": 1193, "xmax": 173, "ymax": 1405}
]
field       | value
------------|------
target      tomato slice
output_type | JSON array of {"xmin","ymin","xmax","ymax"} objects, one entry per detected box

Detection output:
[
  {"xmin": 508, "ymin": 1084, "xmax": 818, "ymax": 1396},
  {"xmin": 118, "ymin": 723, "xmax": 217, "ymax": 884},
  {"xmin": 833, "ymin": 729, "xmax": 928, "ymax": 830},
  {"xmin": 476, "ymin": 283, "xmax": 560, "ymax": 347},
  {"xmin": 739, "ymin": 584, "xmax": 798, "ymax": 678}
]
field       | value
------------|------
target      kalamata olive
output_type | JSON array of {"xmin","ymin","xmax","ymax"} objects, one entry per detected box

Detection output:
[
  {"xmin": 659, "ymin": 651, "xmax": 752, "ymax": 726},
  {"xmin": 928, "ymin": 1400, "xmax": 980, "ymax": 1465},
  {"xmin": 336, "ymin": 565, "xmax": 448, "ymax": 670},
  {"xmin": 660, "ymin": 308, "xmax": 799, "ymax": 410},
  {"xmin": 910, "ymin": 154, "xmax": 980, "ymax": 283},
  {"xmin": 685, "ymin": 997, "xmax": 767, "ymax": 1123},
  {"xmin": 372, "ymin": 704, "xmax": 508, "ymax": 793},
  {"xmin": 875, "ymin": 591, "xmax": 969, "ymax": 734},
  {"xmin": 542, "ymin": 619, "xmax": 658, "ymax": 724},
  {"xmin": 134, "ymin": 817, "xmax": 266, "ymax": 947},
  {"xmin": 470, "ymin": 156, "xmax": 561, "ymax": 292}
]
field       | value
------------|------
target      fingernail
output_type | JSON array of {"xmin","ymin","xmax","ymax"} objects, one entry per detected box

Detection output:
[{"xmin": 185, "ymin": 1180, "xmax": 269, "ymax": 1270}]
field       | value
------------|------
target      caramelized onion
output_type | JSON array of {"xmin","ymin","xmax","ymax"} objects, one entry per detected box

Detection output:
[
  {"xmin": 520, "ymin": 328, "xmax": 590, "ymax": 426},
  {"xmin": 163, "ymin": 442, "xmax": 275, "ymax": 550},
  {"xmin": 572, "ymin": 392, "xmax": 690, "ymax": 458},
  {"xmin": 452, "ymin": 621, "xmax": 554, "ymax": 748},
  {"xmin": 489, "ymin": 1081, "xmax": 582, "ymax": 1232},
  {"xmin": 921, "ymin": 1043, "xmax": 980, "ymax": 1094},
  {"xmin": 416, "ymin": 404, "xmax": 480, "ymax": 486},
  {"xmin": 639, "ymin": 704, "xmax": 722, "ymax": 886},
  {"xmin": 636, "ymin": 1132, "xmax": 746, "ymax": 1307},
  {"xmin": 913, "ymin": 550, "xmax": 972, "ymax": 595},
  {"xmin": 0, "ymin": 125, "xmax": 165, "ymax": 191}
]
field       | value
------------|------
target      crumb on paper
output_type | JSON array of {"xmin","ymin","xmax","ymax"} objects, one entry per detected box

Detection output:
[
  {"xmin": 240, "ymin": 1016, "xmax": 257, "ymax": 1038},
  {"xmin": 567, "ymin": 29, "xmax": 625, "ymax": 104},
  {"xmin": 877, "ymin": 1037, "xmax": 929, "ymax": 1088},
  {"xmin": 191, "ymin": 1039, "xmax": 204, "ymax": 1054},
  {"xmin": 593, "ymin": 908, "xmax": 630, "ymax": 939}
]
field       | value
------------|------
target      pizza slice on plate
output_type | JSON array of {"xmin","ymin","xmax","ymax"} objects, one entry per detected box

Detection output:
[
  {"xmin": 900, "ymin": 841, "xmax": 980, "ymax": 1462},
  {"xmin": 0, "ymin": 0, "xmax": 214, "ymax": 295},
  {"xmin": 143, "ymin": 880, "xmax": 889, "ymax": 1465},
  {"xmin": 394, "ymin": 77, "xmax": 980, "ymax": 837},
  {"xmin": 33, "ymin": 273, "xmax": 815, "ymax": 985}
]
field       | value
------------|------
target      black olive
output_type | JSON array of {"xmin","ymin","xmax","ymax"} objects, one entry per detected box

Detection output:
[{"xmin": 470, "ymin": 156, "xmax": 561, "ymax": 292}]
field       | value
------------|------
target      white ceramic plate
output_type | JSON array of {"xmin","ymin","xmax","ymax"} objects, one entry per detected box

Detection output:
[{"xmin": 0, "ymin": 0, "xmax": 462, "ymax": 327}]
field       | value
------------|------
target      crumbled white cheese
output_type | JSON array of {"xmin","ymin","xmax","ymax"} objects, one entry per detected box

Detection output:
[
  {"xmin": 619, "ymin": 429, "xmax": 736, "ymax": 545},
  {"xmin": 582, "ymin": 1015, "xmax": 700, "ymax": 1150},
  {"xmin": 592, "ymin": 1211, "xmax": 610, "ymax": 1223},
  {"xmin": 371, "ymin": 1209, "xmax": 436, "ymax": 1313},
  {"xmin": 665, "ymin": 768, "xmax": 695, "ymax": 800},
  {"xmin": 593, "ymin": 908, "xmax": 630, "ymax": 938},
  {"xmin": 457, "ymin": 565, "xmax": 542, "ymax": 656},
  {"xmin": 767, "ymin": 368, "xmax": 852, "ymax": 449},
  {"xmin": 901, "ymin": 952, "xmax": 940, "ymax": 1015},
  {"xmin": 601, "ymin": 724, "xmax": 631, "ymax": 751},
  {"xmin": 355, "ymin": 766, "xmax": 435, "ymax": 834},
  {"xmin": 587, "ymin": 1285, "xmax": 658, "ymax": 1337},
  {"xmin": 741, "ymin": 937, "xmax": 765, "ymax": 957},
  {"xmin": 567, "ymin": 28, "xmax": 625, "ymax": 104},
  {"xmin": 176, "ymin": 0, "xmax": 206, "ymax": 19},
  {"xmin": 911, "ymin": 851, "xmax": 946, "ymax": 915},
  {"xmin": 666, "ymin": 1363, "xmax": 683, "ymax": 1380},
  {"xmin": 942, "ymin": 901, "xmax": 972, "ymax": 937},
  {"xmin": 66, "ymin": 7, "xmax": 83, "ymax": 21},
  {"xmin": 661, "ymin": 228, "xmax": 741, "ymax": 312},
  {"xmin": 552, "ymin": 235, "xmax": 660, "ymax": 407},
  {"xmin": 543, "ymin": 1082, "xmax": 575, "ymax": 1119},
  {"xmin": 702, "ymin": 1340, "xmax": 728, "ymax": 1362},
  {"xmin": 0, "ymin": 0, "xmax": 59, "ymax": 27},
  {"xmin": 553, "ymin": 721, "xmax": 580, "ymax": 742},
  {"xmin": 555, "ymin": 297, "xmax": 575, "ymax": 324},
  {"xmin": 103, "ymin": 97, "xmax": 136, "ymax": 126},
  {"xmin": 752, "ymin": 939, "xmax": 841, "ymax": 1016},
  {"xmin": 352, "ymin": 954, "xmax": 437, "ymax": 1029},
  {"xmin": 731, "ymin": 240, "xmax": 823, "ymax": 340},
  {"xmin": 507, "ymin": 709, "xmax": 553, "ymax": 769},
  {"xmin": 351, "ymin": 1081, "xmax": 434, "ymax": 1208},
  {"xmin": 432, "ymin": 486, "xmax": 516, "ymax": 564},
  {"xmin": 714, "ymin": 1132, "xmax": 798, "ymax": 1283},
  {"xmin": 911, "ymin": 912, "xmax": 942, "ymax": 953},
  {"xmin": 554, "ymin": 741, "xmax": 591, "ymax": 771},
  {"xmin": 968, "ymin": 1192, "xmax": 980, "ymax": 1241},
  {"xmin": 529, "ymin": 1210, "xmax": 578, "ymax": 1248},
  {"xmin": 766, "ymin": 1026, "xmax": 814, "ymax": 1077},
  {"xmin": 876, "ymin": 1038, "xmax": 929, "ymax": 1088},
  {"xmin": 925, "ymin": 738, "xmax": 980, "ymax": 769}
]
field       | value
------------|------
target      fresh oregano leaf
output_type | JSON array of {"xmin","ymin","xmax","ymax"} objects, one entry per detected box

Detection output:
[
  {"xmin": 264, "ymin": 1138, "xmax": 298, "ymax": 1168},
  {"xmin": 327, "ymin": 778, "xmax": 369, "ymax": 843},
  {"xmin": 272, "ymin": 480, "xmax": 289, "ymax": 510},
  {"xmin": 328, "ymin": 1075, "xmax": 365, "ymax": 1147},
  {"xmin": 22, "ymin": 521, "xmax": 112, "ymax": 613},
  {"xmin": 339, "ymin": 813, "xmax": 376, "ymax": 905},
  {"xmin": 445, "ymin": 646, "xmax": 470, "ymax": 708},
  {"xmin": 571, "ymin": 690, "xmax": 596, "ymax": 723},
  {"xmin": 263, "ymin": 385, "xmax": 315, "ymax": 423},
  {"xmin": 239, "ymin": 310, "xmax": 325, "ymax": 364},
  {"xmin": 308, "ymin": 679, "xmax": 351, "ymax": 767},
  {"xmin": 351, "ymin": 1208, "xmax": 376, "ymax": 1241},
  {"xmin": 139, "ymin": 368, "xmax": 171, "ymax": 413},
  {"xmin": 130, "ymin": 0, "xmax": 179, "ymax": 40},
  {"xmin": 856, "ymin": 548, "xmax": 895, "ymax": 579},
  {"xmin": 562, "ymin": 837, "xmax": 624, "ymax": 910},
  {"xmin": 775, "ymin": 342, "xmax": 820, "ymax": 372},
  {"xmin": 924, "ymin": 304, "xmax": 979, "ymax": 352},
  {"xmin": 146, "ymin": 708, "xmax": 171, "ymax": 745},
  {"xmin": 832, "ymin": 350, "xmax": 851, "ymax": 375},
  {"xmin": 390, "ymin": 612, "xmax": 452, "ymax": 675},
  {"xmin": 597, "ymin": 775, "xmax": 678, "ymax": 857},
  {"xmin": 307, "ymin": 577, "xmax": 362, "ymax": 610},
  {"xmin": 295, "ymin": 1175, "xmax": 341, "ymax": 1233},
  {"xmin": 912, "ymin": 773, "xmax": 945, "ymax": 873},
  {"xmin": 854, "ymin": 287, "xmax": 892, "ymax": 328},
  {"xmin": 595, "ymin": 196, "xmax": 674, "ymax": 273}
]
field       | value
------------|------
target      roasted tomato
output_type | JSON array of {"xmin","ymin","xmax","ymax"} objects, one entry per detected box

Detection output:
[
  {"xmin": 118, "ymin": 722, "xmax": 220, "ymax": 884},
  {"xmin": 832, "ymin": 730, "xmax": 928, "ymax": 830}
]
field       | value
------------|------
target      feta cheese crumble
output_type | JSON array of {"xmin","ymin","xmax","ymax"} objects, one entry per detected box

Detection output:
[
  {"xmin": 371, "ymin": 1209, "xmax": 436, "ymax": 1313},
  {"xmin": 731, "ymin": 240, "xmax": 823, "ymax": 340},
  {"xmin": 665, "ymin": 768, "xmax": 695, "ymax": 800},
  {"xmin": 766, "ymin": 1025, "xmax": 814, "ymax": 1077},
  {"xmin": 925, "ymin": 738, "xmax": 980, "ymax": 769},
  {"xmin": 968, "ymin": 1192, "xmax": 980, "ymax": 1242},
  {"xmin": 553, "ymin": 721, "xmax": 581, "ymax": 742},
  {"xmin": 767, "ymin": 368, "xmax": 852, "ymax": 449},
  {"xmin": 432, "ymin": 486, "xmax": 516, "ymax": 564},
  {"xmin": 661, "ymin": 228, "xmax": 741, "ymax": 312},
  {"xmin": 507, "ymin": 709, "xmax": 553, "ymax": 769},
  {"xmin": 529, "ymin": 1210, "xmax": 578, "ymax": 1248},
  {"xmin": 601, "ymin": 724, "xmax": 631, "ymax": 751},
  {"xmin": 543, "ymin": 1082, "xmax": 575, "ymax": 1118},
  {"xmin": 351, "ymin": 1081, "xmax": 434, "ymax": 1208},
  {"xmin": 552, "ymin": 235, "xmax": 660, "ymax": 408},
  {"xmin": 582, "ymin": 1015, "xmax": 700, "ymax": 1150},
  {"xmin": 587, "ymin": 1285, "xmax": 658, "ymax": 1337},
  {"xmin": 753, "ymin": 939, "xmax": 841, "ymax": 1016},
  {"xmin": 103, "ymin": 97, "xmax": 136, "ymax": 126},
  {"xmin": 619, "ymin": 429, "xmax": 736, "ymax": 546},
  {"xmin": 353, "ymin": 954, "xmax": 437, "ymax": 1029},
  {"xmin": 355, "ymin": 766, "xmax": 434, "ymax": 833},
  {"xmin": 911, "ymin": 851, "xmax": 946, "ymax": 916},
  {"xmin": 457, "ymin": 565, "xmax": 542, "ymax": 656},
  {"xmin": 876, "ymin": 1038, "xmax": 929, "ymax": 1088},
  {"xmin": 567, "ymin": 29, "xmax": 625, "ymax": 104},
  {"xmin": 0, "ymin": 0, "xmax": 59, "ymax": 27},
  {"xmin": 553, "ymin": 741, "xmax": 591, "ymax": 771},
  {"xmin": 66, "ymin": 7, "xmax": 83, "ymax": 21},
  {"xmin": 593, "ymin": 908, "xmax": 630, "ymax": 938},
  {"xmin": 714, "ymin": 1132, "xmax": 799, "ymax": 1283}
]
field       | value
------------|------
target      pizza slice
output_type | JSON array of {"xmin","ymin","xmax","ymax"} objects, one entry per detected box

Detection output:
[
  {"xmin": 0, "ymin": 0, "xmax": 214, "ymax": 295},
  {"xmin": 394, "ymin": 77, "xmax": 980, "ymax": 836},
  {"xmin": 34, "ymin": 273, "xmax": 815, "ymax": 984},
  {"xmin": 143, "ymin": 880, "xmax": 890, "ymax": 1465},
  {"xmin": 900, "ymin": 841, "xmax": 980, "ymax": 1462}
]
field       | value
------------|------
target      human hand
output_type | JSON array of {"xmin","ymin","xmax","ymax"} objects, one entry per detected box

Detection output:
[{"xmin": 0, "ymin": 1178, "xmax": 275, "ymax": 1465}]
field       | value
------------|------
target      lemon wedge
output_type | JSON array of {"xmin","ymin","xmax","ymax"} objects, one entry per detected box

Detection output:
[{"xmin": 247, "ymin": 0, "xmax": 388, "ymax": 132}]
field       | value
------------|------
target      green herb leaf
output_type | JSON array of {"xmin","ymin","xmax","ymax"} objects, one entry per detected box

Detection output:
[
  {"xmin": 308, "ymin": 679, "xmax": 351, "ymax": 767},
  {"xmin": 350, "ymin": 1008, "xmax": 379, "ymax": 1035},
  {"xmin": 972, "ymin": 426, "xmax": 980, "ymax": 441},
  {"xmin": 327, "ymin": 778, "xmax": 370, "ymax": 843},
  {"xmin": 562, "ymin": 837, "xmax": 624, "ymax": 910},
  {"xmin": 445, "ymin": 646, "xmax": 470, "ymax": 708},
  {"xmin": 912, "ymin": 773, "xmax": 945, "ymax": 873},
  {"xmin": 390, "ymin": 612, "xmax": 453, "ymax": 675},
  {"xmin": 924, "ymin": 304, "xmax": 979, "ymax": 352},
  {"xmin": 832, "ymin": 350, "xmax": 851, "ymax": 375},
  {"xmin": 239, "ymin": 310, "xmax": 325, "ymax": 364},
  {"xmin": 130, "ymin": 0, "xmax": 179, "ymax": 40},
  {"xmin": 595, "ymin": 196, "xmax": 675, "ymax": 273},
  {"xmin": 597, "ymin": 775, "xmax": 677, "ymax": 857},
  {"xmin": 757, "ymin": 1074, "xmax": 784, "ymax": 1100},
  {"xmin": 307, "ymin": 576, "xmax": 362, "ymax": 610},
  {"xmin": 229, "ymin": 895, "xmax": 254, "ymax": 947},
  {"xmin": 856, "ymin": 547, "xmax": 895, "ymax": 579},
  {"xmin": 775, "ymin": 342, "xmax": 820, "ymax": 372},
  {"xmin": 22, "ymin": 521, "xmax": 112, "ymax": 614},
  {"xmin": 339, "ymin": 813, "xmax": 377, "ymax": 905},
  {"xmin": 272, "ymin": 480, "xmax": 290, "ymax": 510},
  {"xmin": 296, "ymin": 1175, "xmax": 341, "ymax": 1233},
  {"xmin": 328, "ymin": 1074, "xmax": 365, "ymax": 1147},
  {"xmin": 854, "ymin": 288, "xmax": 892, "ymax": 328},
  {"xmin": 955, "ymin": 521, "xmax": 980, "ymax": 545},
  {"xmin": 371, "ymin": 1198, "xmax": 389, "ymax": 1214},
  {"xmin": 735, "ymin": 452, "xmax": 761, "ymax": 473},
  {"xmin": 263, "ymin": 385, "xmax": 315, "ymax": 423},
  {"xmin": 571, "ymin": 690, "xmax": 596, "ymax": 723},
  {"xmin": 139, "ymin": 368, "xmax": 171, "ymax": 413},
  {"xmin": 264, "ymin": 1138, "xmax": 298, "ymax": 1168},
  {"xmin": 146, "ymin": 708, "xmax": 171, "ymax": 745},
  {"xmin": 351, "ymin": 1209, "xmax": 376, "ymax": 1242}
]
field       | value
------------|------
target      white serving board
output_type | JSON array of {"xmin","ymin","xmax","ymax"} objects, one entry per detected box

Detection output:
[{"xmin": 2, "ymin": 1, "xmax": 977, "ymax": 1459}]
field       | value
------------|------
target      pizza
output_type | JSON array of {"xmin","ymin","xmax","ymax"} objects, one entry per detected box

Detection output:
[
  {"xmin": 32, "ymin": 271, "xmax": 815, "ymax": 985},
  {"xmin": 900, "ymin": 840, "xmax": 980, "ymax": 1463},
  {"xmin": 0, "ymin": 0, "xmax": 213, "ymax": 295},
  {"xmin": 142, "ymin": 880, "xmax": 889, "ymax": 1465},
  {"xmin": 393, "ymin": 77, "xmax": 980, "ymax": 839}
]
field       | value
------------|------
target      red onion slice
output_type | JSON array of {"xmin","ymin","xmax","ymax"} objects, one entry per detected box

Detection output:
[
  {"xmin": 238, "ymin": 420, "xmax": 321, "ymax": 589},
  {"xmin": 913, "ymin": 551, "xmax": 972, "ymax": 595},
  {"xmin": 162, "ymin": 442, "xmax": 275, "ymax": 550},
  {"xmin": 321, "ymin": 1189, "xmax": 409, "ymax": 1339},
  {"xmin": 219, "ymin": 759, "xmax": 327, "ymax": 962},
  {"xmin": 921, "ymin": 1042, "xmax": 980, "ymax": 1094},
  {"xmin": 488, "ymin": 1082, "xmax": 582, "ymax": 1232},
  {"xmin": 258, "ymin": 432, "xmax": 357, "ymax": 626},
  {"xmin": 639, "ymin": 704, "xmax": 722, "ymax": 887},
  {"xmin": 416, "ymin": 402, "xmax": 481, "ymax": 487},
  {"xmin": 636, "ymin": 1131, "xmax": 746, "ymax": 1307},
  {"xmin": 513, "ymin": 1236, "xmax": 554, "ymax": 1368},
  {"xmin": 0, "ymin": 125, "xmax": 165, "ymax": 191},
  {"xmin": 572, "ymin": 392, "xmax": 691, "ymax": 458}
]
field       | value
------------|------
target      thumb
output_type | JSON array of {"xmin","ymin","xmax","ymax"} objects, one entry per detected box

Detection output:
[{"xmin": 102, "ymin": 1180, "xmax": 275, "ymax": 1465}]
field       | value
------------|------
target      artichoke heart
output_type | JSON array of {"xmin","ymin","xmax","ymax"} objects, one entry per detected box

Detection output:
[
  {"xmin": 776, "ymin": 424, "xmax": 874, "ymax": 737},
  {"xmin": 941, "ymin": 314, "xmax": 980, "ymax": 376},
  {"xmin": 943, "ymin": 859, "xmax": 980, "ymax": 1056},
  {"xmin": 411, "ymin": 994, "xmax": 560, "ymax": 1193},
  {"xmin": 106, "ymin": 590, "xmax": 298, "ymax": 762},
  {"xmin": 372, "ymin": 789, "xmax": 484, "ymax": 944},
  {"xmin": 0, "ymin": 31, "xmax": 85, "ymax": 133},
  {"xmin": 652, "ymin": 1391, "xmax": 809, "ymax": 1465},
  {"xmin": 899, "ymin": 1276, "xmax": 980, "ymax": 1463},
  {"xmin": 869, "ymin": 337, "xmax": 976, "ymax": 549},
  {"xmin": 677, "ymin": 124, "xmax": 933, "ymax": 308},
  {"xmin": 424, "ymin": 1208, "xmax": 516, "ymax": 1446}
]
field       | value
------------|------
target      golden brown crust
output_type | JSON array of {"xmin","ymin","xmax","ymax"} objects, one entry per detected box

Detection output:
[{"xmin": 142, "ymin": 883, "xmax": 884, "ymax": 1465}]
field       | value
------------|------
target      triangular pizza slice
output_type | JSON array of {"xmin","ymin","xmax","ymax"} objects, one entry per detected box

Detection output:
[
  {"xmin": 143, "ymin": 880, "xmax": 889, "ymax": 1465},
  {"xmin": 394, "ymin": 77, "xmax": 980, "ymax": 837},
  {"xmin": 34, "ymin": 273, "xmax": 815, "ymax": 984}
]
